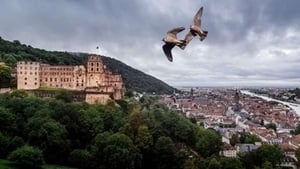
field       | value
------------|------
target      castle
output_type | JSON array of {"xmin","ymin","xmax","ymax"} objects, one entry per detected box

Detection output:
[{"xmin": 16, "ymin": 55, "xmax": 125, "ymax": 104}]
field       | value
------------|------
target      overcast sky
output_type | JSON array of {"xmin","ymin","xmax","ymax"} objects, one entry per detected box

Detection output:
[{"xmin": 1, "ymin": 0, "xmax": 300, "ymax": 87}]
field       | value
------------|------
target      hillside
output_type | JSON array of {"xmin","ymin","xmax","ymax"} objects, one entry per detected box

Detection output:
[{"xmin": 0, "ymin": 37, "xmax": 177, "ymax": 94}]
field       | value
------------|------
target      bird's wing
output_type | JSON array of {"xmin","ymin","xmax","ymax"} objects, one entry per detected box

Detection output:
[
  {"xmin": 193, "ymin": 7, "xmax": 203, "ymax": 27},
  {"xmin": 163, "ymin": 43, "xmax": 175, "ymax": 62},
  {"xmin": 184, "ymin": 31, "xmax": 195, "ymax": 46},
  {"xmin": 167, "ymin": 27, "xmax": 185, "ymax": 38}
]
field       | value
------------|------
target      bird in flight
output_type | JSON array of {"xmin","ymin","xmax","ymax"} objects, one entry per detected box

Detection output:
[
  {"xmin": 181, "ymin": 7, "xmax": 208, "ymax": 49},
  {"xmin": 162, "ymin": 27, "xmax": 186, "ymax": 62}
]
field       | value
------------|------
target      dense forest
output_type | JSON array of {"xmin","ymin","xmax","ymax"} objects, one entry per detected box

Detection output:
[
  {"xmin": 0, "ymin": 90, "xmax": 288, "ymax": 169},
  {"xmin": 0, "ymin": 37, "xmax": 177, "ymax": 94}
]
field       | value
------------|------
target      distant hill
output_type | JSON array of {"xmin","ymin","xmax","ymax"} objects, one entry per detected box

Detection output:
[{"xmin": 0, "ymin": 37, "xmax": 177, "ymax": 94}]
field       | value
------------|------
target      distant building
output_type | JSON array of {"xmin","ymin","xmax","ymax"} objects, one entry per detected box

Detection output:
[{"xmin": 16, "ymin": 54, "xmax": 125, "ymax": 104}]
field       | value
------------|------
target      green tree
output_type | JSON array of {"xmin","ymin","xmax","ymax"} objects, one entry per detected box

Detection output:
[
  {"xmin": 261, "ymin": 161, "xmax": 273, "ymax": 169},
  {"xmin": 183, "ymin": 158, "xmax": 201, "ymax": 169},
  {"xmin": 103, "ymin": 133, "xmax": 142, "ymax": 169},
  {"xmin": 220, "ymin": 158, "xmax": 243, "ymax": 169},
  {"xmin": 207, "ymin": 158, "xmax": 221, "ymax": 169},
  {"xmin": 0, "ymin": 107, "xmax": 16, "ymax": 134},
  {"xmin": 295, "ymin": 147, "xmax": 300, "ymax": 166},
  {"xmin": 256, "ymin": 144, "xmax": 284, "ymax": 167},
  {"xmin": 294, "ymin": 123, "xmax": 300, "ymax": 135},
  {"xmin": 26, "ymin": 116, "xmax": 70, "ymax": 163},
  {"xmin": 3, "ymin": 54, "xmax": 17, "ymax": 67},
  {"xmin": 265, "ymin": 123, "xmax": 277, "ymax": 132},
  {"xmin": 154, "ymin": 136, "xmax": 177, "ymax": 169},
  {"xmin": 135, "ymin": 125, "xmax": 153, "ymax": 150},
  {"xmin": 68, "ymin": 149, "xmax": 94, "ymax": 169},
  {"xmin": 8, "ymin": 145, "xmax": 44, "ymax": 169},
  {"xmin": 54, "ymin": 89, "xmax": 72, "ymax": 102},
  {"xmin": 245, "ymin": 134, "xmax": 261, "ymax": 144},
  {"xmin": 195, "ymin": 128, "xmax": 221, "ymax": 157},
  {"xmin": 0, "ymin": 62, "xmax": 12, "ymax": 88},
  {"xmin": 0, "ymin": 132, "xmax": 10, "ymax": 157},
  {"xmin": 230, "ymin": 133, "xmax": 240, "ymax": 146}
]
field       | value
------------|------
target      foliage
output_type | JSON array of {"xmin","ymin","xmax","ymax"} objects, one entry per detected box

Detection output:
[
  {"xmin": 195, "ymin": 128, "xmax": 221, "ymax": 157},
  {"xmin": 264, "ymin": 123, "xmax": 277, "ymax": 132},
  {"xmin": 256, "ymin": 144, "xmax": 284, "ymax": 167},
  {"xmin": 68, "ymin": 149, "xmax": 94, "ymax": 169},
  {"xmin": 8, "ymin": 145, "xmax": 44, "ymax": 169},
  {"xmin": 103, "ymin": 133, "xmax": 142, "ymax": 169},
  {"xmin": 239, "ymin": 132, "xmax": 261, "ymax": 144},
  {"xmin": 294, "ymin": 123, "xmax": 300, "ymax": 135},
  {"xmin": 54, "ymin": 89, "xmax": 72, "ymax": 102},
  {"xmin": 0, "ymin": 62, "xmax": 12, "ymax": 88}
]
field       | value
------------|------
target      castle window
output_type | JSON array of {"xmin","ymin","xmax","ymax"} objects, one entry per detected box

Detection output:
[
  {"xmin": 50, "ymin": 84, "xmax": 52, "ymax": 86},
  {"xmin": 30, "ymin": 72, "xmax": 32, "ymax": 75},
  {"xmin": 24, "ymin": 77, "xmax": 27, "ymax": 80},
  {"xmin": 97, "ymin": 63, "xmax": 99, "ymax": 67},
  {"xmin": 91, "ymin": 68, "xmax": 93, "ymax": 71},
  {"xmin": 20, "ymin": 71, "xmax": 22, "ymax": 74},
  {"xmin": 50, "ymin": 78, "xmax": 52, "ymax": 82},
  {"xmin": 20, "ymin": 66, "xmax": 22, "ymax": 69},
  {"xmin": 35, "ymin": 72, "xmax": 37, "ymax": 75},
  {"xmin": 91, "ymin": 63, "xmax": 94, "ymax": 66},
  {"xmin": 45, "ymin": 78, "xmax": 48, "ymax": 82},
  {"xmin": 25, "ymin": 82, "xmax": 27, "ymax": 85},
  {"xmin": 35, "ymin": 78, "xmax": 37, "ymax": 81},
  {"xmin": 96, "ymin": 68, "xmax": 99, "ymax": 71},
  {"xmin": 76, "ymin": 83, "xmax": 79, "ymax": 86},
  {"xmin": 34, "ymin": 82, "xmax": 37, "ymax": 85},
  {"xmin": 54, "ymin": 78, "xmax": 57, "ymax": 81}
]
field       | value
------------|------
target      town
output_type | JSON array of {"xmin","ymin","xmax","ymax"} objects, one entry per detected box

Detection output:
[{"xmin": 162, "ymin": 88, "xmax": 300, "ymax": 168}]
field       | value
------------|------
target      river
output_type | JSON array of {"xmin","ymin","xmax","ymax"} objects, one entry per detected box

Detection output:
[{"xmin": 241, "ymin": 90, "xmax": 300, "ymax": 116}]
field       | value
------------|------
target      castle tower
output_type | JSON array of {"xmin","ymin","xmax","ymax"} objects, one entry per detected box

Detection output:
[
  {"xmin": 86, "ymin": 55, "xmax": 105, "ymax": 87},
  {"xmin": 17, "ymin": 61, "xmax": 40, "ymax": 90}
]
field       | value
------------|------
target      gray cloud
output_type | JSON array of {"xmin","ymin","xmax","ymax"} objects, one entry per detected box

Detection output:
[{"xmin": 1, "ymin": 0, "xmax": 300, "ymax": 87}]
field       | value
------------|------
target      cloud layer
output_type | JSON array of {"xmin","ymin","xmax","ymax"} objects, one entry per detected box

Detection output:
[{"xmin": 1, "ymin": 0, "xmax": 300, "ymax": 87}]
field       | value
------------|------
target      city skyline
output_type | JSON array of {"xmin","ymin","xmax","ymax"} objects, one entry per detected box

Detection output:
[{"xmin": 1, "ymin": 0, "xmax": 300, "ymax": 87}]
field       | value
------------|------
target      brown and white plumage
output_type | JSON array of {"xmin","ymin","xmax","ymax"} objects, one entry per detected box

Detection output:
[
  {"xmin": 162, "ymin": 27, "xmax": 186, "ymax": 62},
  {"xmin": 181, "ymin": 7, "xmax": 208, "ymax": 49}
]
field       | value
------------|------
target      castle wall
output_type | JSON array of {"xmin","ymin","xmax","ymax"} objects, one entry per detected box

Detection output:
[
  {"xmin": 85, "ymin": 92, "xmax": 111, "ymax": 104},
  {"xmin": 17, "ymin": 61, "xmax": 40, "ymax": 90},
  {"xmin": 40, "ymin": 65, "xmax": 75, "ymax": 89},
  {"xmin": 73, "ymin": 65, "xmax": 86, "ymax": 90}
]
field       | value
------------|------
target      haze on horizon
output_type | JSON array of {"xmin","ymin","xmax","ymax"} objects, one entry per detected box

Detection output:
[{"xmin": 1, "ymin": 0, "xmax": 300, "ymax": 87}]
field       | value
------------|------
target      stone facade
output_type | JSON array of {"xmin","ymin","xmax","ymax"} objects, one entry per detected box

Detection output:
[{"xmin": 16, "ymin": 55, "xmax": 125, "ymax": 104}]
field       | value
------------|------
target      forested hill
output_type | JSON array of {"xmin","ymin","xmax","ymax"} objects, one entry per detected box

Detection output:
[{"xmin": 0, "ymin": 37, "xmax": 177, "ymax": 94}]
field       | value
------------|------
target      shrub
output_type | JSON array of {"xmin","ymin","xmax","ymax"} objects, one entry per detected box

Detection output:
[
  {"xmin": 8, "ymin": 145, "xmax": 44, "ymax": 169},
  {"xmin": 68, "ymin": 149, "xmax": 94, "ymax": 169}
]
